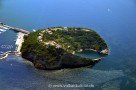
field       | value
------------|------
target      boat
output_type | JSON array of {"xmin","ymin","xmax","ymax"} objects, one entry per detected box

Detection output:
[{"xmin": 0, "ymin": 26, "xmax": 9, "ymax": 30}]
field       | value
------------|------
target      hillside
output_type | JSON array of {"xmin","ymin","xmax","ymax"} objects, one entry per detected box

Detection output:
[{"xmin": 21, "ymin": 27, "xmax": 108, "ymax": 70}]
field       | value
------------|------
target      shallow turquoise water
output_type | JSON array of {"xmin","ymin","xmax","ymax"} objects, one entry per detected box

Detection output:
[
  {"xmin": 0, "ymin": 0, "xmax": 136, "ymax": 90},
  {"xmin": 76, "ymin": 50, "xmax": 105, "ymax": 59}
]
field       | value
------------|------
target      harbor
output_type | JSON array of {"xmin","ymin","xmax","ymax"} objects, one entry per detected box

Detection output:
[
  {"xmin": 0, "ymin": 22, "xmax": 30, "ymax": 34},
  {"xmin": 0, "ymin": 22, "xmax": 30, "ymax": 58}
]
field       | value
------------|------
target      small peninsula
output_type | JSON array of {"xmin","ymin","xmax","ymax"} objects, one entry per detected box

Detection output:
[{"xmin": 21, "ymin": 27, "xmax": 109, "ymax": 70}]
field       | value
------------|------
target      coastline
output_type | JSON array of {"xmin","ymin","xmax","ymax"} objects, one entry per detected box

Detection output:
[{"xmin": 15, "ymin": 32, "xmax": 26, "ymax": 55}]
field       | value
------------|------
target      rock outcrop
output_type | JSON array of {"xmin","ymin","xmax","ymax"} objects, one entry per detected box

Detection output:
[{"xmin": 21, "ymin": 27, "xmax": 109, "ymax": 70}]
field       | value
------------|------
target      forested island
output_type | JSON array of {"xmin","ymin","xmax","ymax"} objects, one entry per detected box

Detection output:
[{"xmin": 21, "ymin": 27, "xmax": 108, "ymax": 70}]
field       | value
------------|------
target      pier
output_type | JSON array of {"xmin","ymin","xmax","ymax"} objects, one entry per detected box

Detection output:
[{"xmin": 0, "ymin": 22, "xmax": 30, "ymax": 34}]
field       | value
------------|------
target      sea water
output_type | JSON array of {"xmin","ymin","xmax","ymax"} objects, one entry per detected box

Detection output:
[{"xmin": 0, "ymin": 0, "xmax": 136, "ymax": 89}]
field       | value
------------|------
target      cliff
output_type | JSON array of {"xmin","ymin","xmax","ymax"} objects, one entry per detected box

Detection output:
[{"xmin": 21, "ymin": 27, "xmax": 108, "ymax": 70}]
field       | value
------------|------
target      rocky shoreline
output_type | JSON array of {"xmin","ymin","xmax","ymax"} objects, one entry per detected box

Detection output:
[{"xmin": 21, "ymin": 27, "xmax": 109, "ymax": 70}]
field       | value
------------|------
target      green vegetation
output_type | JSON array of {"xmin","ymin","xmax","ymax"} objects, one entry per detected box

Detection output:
[
  {"xmin": 21, "ymin": 27, "xmax": 108, "ymax": 70},
  {"xmin": 41, "ymin": 27, "xmax": 107, "ymax": 52}
]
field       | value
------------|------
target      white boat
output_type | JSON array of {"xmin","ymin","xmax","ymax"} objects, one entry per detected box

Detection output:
[
  {"xmin": 0, "ymin": 25, "xmax": 8, "ymax": 30},
  {"xmin": 2, "ymin": 27, "xmax": 8, "ymax": 30}
]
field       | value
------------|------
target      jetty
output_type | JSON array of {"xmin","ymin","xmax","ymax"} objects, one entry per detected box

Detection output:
[
  {"xmin": 0, "ymin": 51, "xmax": 18, "ymax": 60},
  {"xmin": 0, "ymin": 22, "xmax": 30, "ymax": 57},
  {"xmin": 0, "ymin": 22, "xmax": 30, "ymax": 34}
]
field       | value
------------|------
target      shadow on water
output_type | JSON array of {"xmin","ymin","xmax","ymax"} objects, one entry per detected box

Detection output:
[
  {"xmin": 0, "ymin": 55, "xmax": 103, "ymax": 90},
  {"xmin": 76, "ymin": 50, "xmax": 106, "ymax": 59}
]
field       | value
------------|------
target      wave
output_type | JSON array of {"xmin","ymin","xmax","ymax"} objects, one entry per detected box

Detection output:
[
  {"xmin": 0, "ymin": 29, "xmax": 6, "ymax": 34},
  {"xmin": 0, "ymin": 51, "xmax": 17, "ymax": 60}
]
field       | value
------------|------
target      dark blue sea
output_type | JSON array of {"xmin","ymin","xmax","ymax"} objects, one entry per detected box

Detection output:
[{"xmin": 0, "ymin": 0, "xmax": 136, "ymax": 90}]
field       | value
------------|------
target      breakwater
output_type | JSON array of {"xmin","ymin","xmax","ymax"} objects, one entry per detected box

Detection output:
[
  {"xmin": 0, "ymin": 51, "xmax": 17, "ymax": 60},
  {"xmin": 0, "ymin": 22, "xmax": 30, "ymax": 34}
]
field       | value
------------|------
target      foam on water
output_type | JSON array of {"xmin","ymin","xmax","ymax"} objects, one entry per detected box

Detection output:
[{"xmin": 0, "ymin": 29, "xmax": 6, "ymax": 34}]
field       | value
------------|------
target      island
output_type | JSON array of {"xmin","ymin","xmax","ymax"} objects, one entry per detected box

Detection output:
[{"xmin": 21, "ymin": 27, "xmax": 109, "ymax": 70}]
